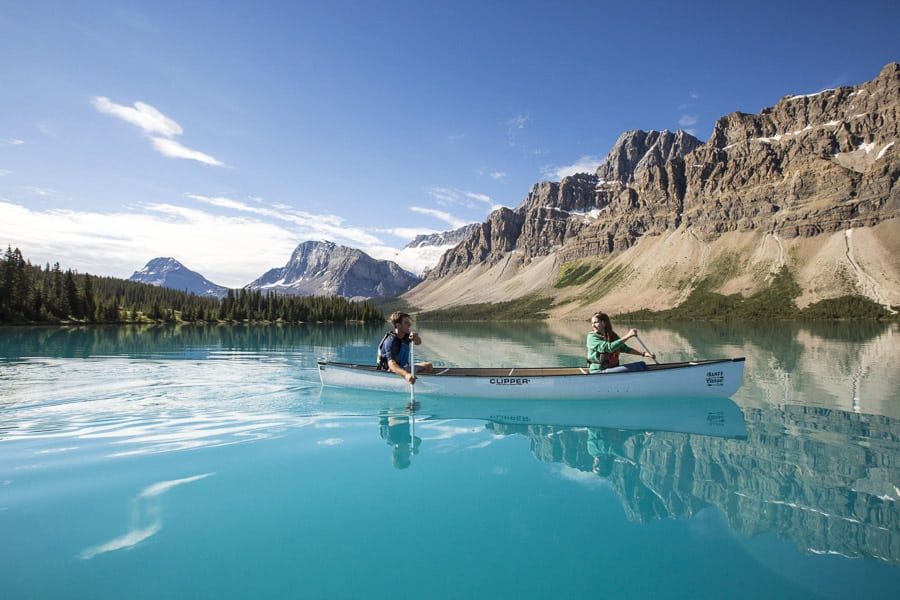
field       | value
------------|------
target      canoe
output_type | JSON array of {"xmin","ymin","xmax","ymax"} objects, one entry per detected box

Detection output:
[
  {"xmin": 317, "ymin": 357, "xmax": 745, "ymax": 400},
  {"xmin": 316, "ymin": 388, "xmax": 748, "ymax": 439}
]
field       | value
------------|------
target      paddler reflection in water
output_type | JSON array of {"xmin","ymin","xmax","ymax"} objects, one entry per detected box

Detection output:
[
  {"xmin": 587, "ymin": 428, "xmax": 646, "ymax": 476},
  {"xmin": 377, "ymin": 311, "xmax": 433, "ymax": 384},
  {"xmin": 379, "ymin": 413, "xmax": 421, "ymax": 469}
]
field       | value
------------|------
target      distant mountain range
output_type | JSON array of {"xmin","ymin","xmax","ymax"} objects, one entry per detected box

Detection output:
[
  {"xmin": 129, "ymin": 257, "xmax": 228, "ymax": 298},
  {"xmin": 131, "ymin": 240, "xmax": 428, "ymax": 299}
]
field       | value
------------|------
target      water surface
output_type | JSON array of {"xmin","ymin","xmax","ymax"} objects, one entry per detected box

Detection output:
[{"xmin": 1, "ymin": 322, "xmax": 898, "ymax": 599}]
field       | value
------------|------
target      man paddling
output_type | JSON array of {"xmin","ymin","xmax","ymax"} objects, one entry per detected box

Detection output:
[{"xmin": 377, "ymin": 311, "xmax": 433, "ymax": 383}]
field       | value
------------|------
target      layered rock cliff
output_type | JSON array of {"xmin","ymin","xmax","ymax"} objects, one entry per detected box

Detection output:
[{"xmin": 411, "ymin": 63, "xmax": 900, "ymax": 315}]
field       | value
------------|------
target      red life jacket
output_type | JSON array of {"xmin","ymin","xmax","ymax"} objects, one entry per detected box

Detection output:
[{"xmin": 599, "ymin": 349, "xmax": 620, "ymax": 368}]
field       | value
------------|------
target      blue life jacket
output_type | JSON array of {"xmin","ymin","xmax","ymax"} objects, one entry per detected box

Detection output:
[{"xmin": 377, "ymin": 332, "xmax": 410, "ymax": 370}]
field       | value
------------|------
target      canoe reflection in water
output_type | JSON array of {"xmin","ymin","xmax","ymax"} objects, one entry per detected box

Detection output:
[
  {"xmin": 378, "ymin": 413, "xmax": 421, "ymax": 469},
  {"xmin": 319, "ymin": 388, "xmax": 747, "ymax": 472}
]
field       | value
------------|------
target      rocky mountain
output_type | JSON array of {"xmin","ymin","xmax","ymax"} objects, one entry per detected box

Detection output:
[
  {"xmin": 409, "ymin": 62, "xmax": 900, "ymax": 315},
  {"xmin": 405, "ymin": 223, "xmax": 480, "ymax": 249},
  {"xmin": 247, "ymin": 240, "xmax": 420, "ymax": 298},
  {"xmin": 129, "ymin": 257, "xmax": 228, "ymax": 298},
  {"xmin": 379, "ymin": 223, "xmax": 481, "ymax": 277}
]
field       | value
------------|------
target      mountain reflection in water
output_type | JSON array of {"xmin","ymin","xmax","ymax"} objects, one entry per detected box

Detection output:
[{"xmin": 483, "ymin": 401, "xmax": 899, "ymax": 567}]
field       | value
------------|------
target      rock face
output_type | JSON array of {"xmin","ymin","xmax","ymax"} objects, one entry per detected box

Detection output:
[
  {"xmin": 417, "ymin": 63, "xmax": 900, "ymax": 312},
  {"xmin": 595, "ymin": 129, "xmax": 704, "ymax": 184},
  {"xmin": 129, "ymin": 257, "xmax": 228, "ymax": 297},
  {"xmin": 247, "ymin": 240, "xmax": 420, "ymax": 298},
  {"xmin": 405, "ymin": 223, "xmax": 480, "ymax": 249}
]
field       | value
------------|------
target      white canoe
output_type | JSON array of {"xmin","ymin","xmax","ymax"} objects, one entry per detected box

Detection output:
[{"xmin": 317, "ymin": 357, "xmax": 745, "ymax": 400}]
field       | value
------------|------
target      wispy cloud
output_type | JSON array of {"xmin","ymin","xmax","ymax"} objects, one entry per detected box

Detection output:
[
  {"xmin": 678, "ymin": 113, "xmax": 699, "ymax": 135},
  {"xmin": 542, "ymin": 155, "xmax": 602, "ymax": 181},
  {"xmin": 410, "ymin": 206, "xmax": 469, "ymax": 229},
  {"xmin": 504, "ymin": 112, "xmax": 530, "ymax": 147},
  {"xmin": 92, "ymin": 96, "xmax": 224, "ymax": 166},
  {"xmin": 505, "ymin": 113, "xmax": 529, "ymax": 132},
  {"xmin": 24, "ymin": 186, "xmax": 58, "ymax": 197},
  {"xmin": 187, "ymin": 194, "xmax": 377, "ymax": 244},
  {"xmin": 426, "ymin": 187, "xmax": 505, "ymax": 213},
  {"xmin": 489, "ymin": 171, "xmax": 507, "ymax": 180},
  {"xmin": 4, "ymin": 138, "xmax": 25, "ymax": 145},
  {"xmin": 151, "ymin": 138, "xmax": 223, "ymax": 166}
]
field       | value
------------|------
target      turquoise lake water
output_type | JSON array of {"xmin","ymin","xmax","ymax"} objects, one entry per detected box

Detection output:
[{"xmin": 1, "ymin": 321, "xmax": 898, "ymax": 599}]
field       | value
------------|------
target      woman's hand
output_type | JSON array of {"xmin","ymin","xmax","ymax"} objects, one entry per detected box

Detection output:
[{"xmin": 625, "ymin": 328, "xmax": 638, "ymax": 340}]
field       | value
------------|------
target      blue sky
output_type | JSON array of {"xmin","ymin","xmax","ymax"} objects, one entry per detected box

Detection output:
[{"xmin": 1, "ymin": 0, "xmax": 898, "ymax": 286}]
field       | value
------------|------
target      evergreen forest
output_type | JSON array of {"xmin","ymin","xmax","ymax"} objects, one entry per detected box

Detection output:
[{"xmin": 0, "ymin": 247, "xmax": 383, "ymax": 324}]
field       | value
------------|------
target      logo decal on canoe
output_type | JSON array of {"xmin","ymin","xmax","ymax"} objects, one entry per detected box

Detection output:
[
  {"xmin": 706, "ymin": 370, "xmax": 724, "ymax": 386},
  {"xmin": 489, "ymin": 377, "xmax": 531, "ymax": 386}
]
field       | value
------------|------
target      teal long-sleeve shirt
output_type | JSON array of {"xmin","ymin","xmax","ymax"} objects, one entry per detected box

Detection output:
[{"xmin": 586, "ymin": 333, "xmax": 634, "ymax": 373}]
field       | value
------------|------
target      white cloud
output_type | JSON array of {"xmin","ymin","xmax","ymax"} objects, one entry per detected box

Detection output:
[
  {"xmin": 679, "ymin": 114, "xmax": 698, "ymax": 127},
  {"xmin": 410, "ymin": 206, "xmax": 468, "ymax": 229},
  {"xmin": 92, "ymin": 96, "xmax": 182, "ymax": 137},
  {"xmin": 24, "ymin": 186, "xmax": 58, "ymax": 197},
  {"xmin": 425, "ymin": 187, "xmax": 505, "ymax": 214},
  {"xmin": 92, "ymin": 96, "xmax": 223, "ymax": 167},
  {"xmin": 543, "ymin": 155, "xmax": 602, "ymax": 181},
  {"xmin": 489, "ymin": 171, "xmax": 507, "ymax": 180},
  {"xmin": 151, "ymin": 137, "xmax": 224, "ymax": 166},
  {"xmin": 4, "ymin": 138, "xmax": 25, "ymax": 145},
  {"xmin": 505, "ymin": 113, "xmax": 529, "ymax": 131},
  {"xmin": 187, "ymin": 194, "xmax": 378, "ymax": 245},
  {"xmin": 504, "ymin": 112, "xmax": 530, "ymax": 147}
]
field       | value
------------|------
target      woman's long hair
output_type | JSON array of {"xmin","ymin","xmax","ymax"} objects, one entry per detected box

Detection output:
[{"xmin": 592, "ymin": 312, "xmax": 619, "ymax": 342}]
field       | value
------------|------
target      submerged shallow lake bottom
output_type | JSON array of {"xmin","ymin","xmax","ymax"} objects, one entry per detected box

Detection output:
[{"xmin": 1, "ymin": 323, "xmax": 898, "ymax": 599}]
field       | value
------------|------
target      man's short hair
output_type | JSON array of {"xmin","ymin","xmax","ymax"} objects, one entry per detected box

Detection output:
[{"xmin": 390, "ymin": 311, "xmax": 411, "ymax": 326}]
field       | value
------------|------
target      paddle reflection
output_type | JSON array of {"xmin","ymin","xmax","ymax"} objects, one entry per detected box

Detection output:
[{"xmin": 378, "ymin": 412, "xmax": 421, "ymax": 469}]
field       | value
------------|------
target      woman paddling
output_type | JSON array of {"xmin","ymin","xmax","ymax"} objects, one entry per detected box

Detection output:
[{"xmin": 586, "ymin": 312, "xmax": 655, "ymax": 373}]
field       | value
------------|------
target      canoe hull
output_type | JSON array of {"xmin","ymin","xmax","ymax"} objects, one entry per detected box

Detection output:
[{"xmin": 317, "ymin": 358, "xmax": 745, "ymax": 400}]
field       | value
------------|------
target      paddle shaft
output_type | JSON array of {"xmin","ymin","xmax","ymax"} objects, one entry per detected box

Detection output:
[
  {"xmin": 634, "ymin": 334, "xmax": 659, "ymax": 364},
  {"xmin": 409, "ymin": 334, "xmax": 415, "ymax": 401}
]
